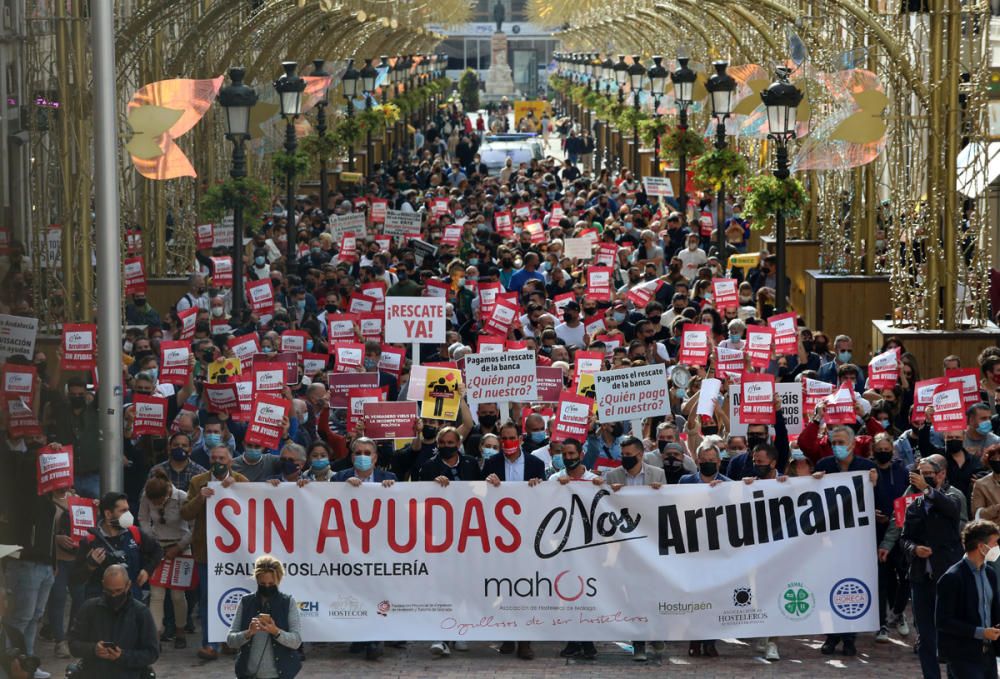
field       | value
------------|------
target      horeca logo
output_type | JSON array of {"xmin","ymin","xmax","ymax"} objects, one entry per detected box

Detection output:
[
  {"xmin": 217, "ymin": 587, "xmax": 251, "ymax": 626},
  {"xmin": 829, "ymin": 578, "xmax": 872, "ymax": 620}
]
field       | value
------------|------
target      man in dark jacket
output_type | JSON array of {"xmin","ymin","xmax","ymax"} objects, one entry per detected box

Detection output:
[
  {"xmin": 67, "ymin": 565, "xmax": 159, "ymax": 679},
  {"xmin": 900, "ymin": 455, "xmax": 965, "ymax": 679},
  {"xmin": 936, "ymin": 519, "xmax": 1000, "ymax": 679}
]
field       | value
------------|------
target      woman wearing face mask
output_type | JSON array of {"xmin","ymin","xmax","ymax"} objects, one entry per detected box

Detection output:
[
  {"xmin": 478, "ymin": 433, "xmax": 501, "ymax": 471},
  {"xmin": 869, "ymin": 433, "xmax": 911, "ymax": 644},
  {"xmin": 303, "ymin": 441, "xmax": 335, "ymax": 481},
  {"xmin": 227, "ymin": 555, "xmax": 303, "ymax": 679}
]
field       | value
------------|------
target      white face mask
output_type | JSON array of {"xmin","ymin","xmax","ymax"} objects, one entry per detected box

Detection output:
[
  {"xmin": 986, "ymin": 545, "xmax": 1000, "ymax": 563},
  {"xmin": 116, "ymin": 510, "xmax": 134, "ymax": 530}
]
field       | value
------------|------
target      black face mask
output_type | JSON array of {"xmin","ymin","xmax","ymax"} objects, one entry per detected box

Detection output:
[
  {"xmin": 325, "ymin": 304, "xmax": 338, "ymax": 313},
  {"xmin": 69, "ymin": 395, "xmax": 87, "ymax": 409},
  {"xmin": 478, "ymin": 414, "xmax": 498, "ymax": 429},
  {"xmin": 753, "ymin": 464, "xmax": 773, "ymax": 479},
  {"xmin": 621, "ymin": 455, "xmax": 640, "ymax": 470},
  {"xmin": 657, "ymin": 440, "xmax": 669, "ymax": 452},
  {"xmin": 746, "ymin": 434, "xmax": 768, "ymax": 449},
  {"xmin": 874, "ymin": 450, "xmax": 894, "ymax": 465},
  {"xmin": 663, "ymin": 457, "xmax": 684, "ymax": 471},
  {"xmin": 257, "ymin": 584, "xmax": 278, "ymax": 599},
  {"xmin": 610, "ymin": 423, "xmax": 624, "ymax": 438},
  {"xmin": 422, "ymin": 425, "xmax": 438, "ymax": 440},
  {"xmin": 699, "ymin": 461, "xmax": 718, "ymax": 477},
  {"xmin": 564, "ymin": 458, "xmax": 582, "ymax": 470},
  {"xmin": 103, "ymin": 590, "xmax": 130, "ymax": 611},
  {"xmin": 437, "ymin": 446, "xmax": 458, "ymax": 458},
  {"xmin": 990, "ymin": 460, "xmax": 1000, "ymax": 475},
  {"xmin": 702, "ymin": 426, "xmax": 719, "ymax": 437},
  {"xmin": 923, "ymin": 475, "xmax": 938, "ymax": 489},
  {"xmin": 946, "ymin": 440, "xmax": 965, "ymax": 455}
]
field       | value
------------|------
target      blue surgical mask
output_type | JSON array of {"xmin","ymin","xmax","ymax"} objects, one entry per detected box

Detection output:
[
  {"xmin": 529, "ymin": 431, "xmax": 547, "ymax": 444},
  {"xmin": 263, "ymin": 346, "xmax": 274, "ymax": 354},
  {"xmin": 306, "ymin": 339, "xmax": 315, "ymax": 352},
  {"xmin": 675, "ymin": 389, "xmax": 686, "ymax": 400},
  {"xmin": 978, "ymin": 420, "xmax": 994, "ymax": 435},
  {"xmin": 469, "ymin": 258, "xmax": 479, "ymax": 267},
  {"xmin": 203, "ymin": 433, "xmax": 222, "ymax": 448},
  {"xmin": 729, "ymin": 333, "xmax": 741, "ymax": 342},
  {"xmin": 613, "ymin": 312, "xmax": 626, "ymax": 323},
  {"xmin": 364, "ymin": 358, "xmax": 378, "ymax": 371},
  {"xmin": 551, "ymin": 453, "xmax": 565, "ymax": 470},
  {"xmin": 838, "ymin": 350, "xmax": 852, "ymax": 363},
  {"xmin": 880, "ymin": 418, "xmax": 891, "ymax": 430},
  {"xmin": 296, "ymin": 300, "xmax": 306, "ymax": 311},
  {"xmin": 481, "ymin": 447, "xmax": 499, "ymax": 460},
  {"xmin": 354, "ymin": 454, "xmax": 373, "ymax": 472},
  {"xmin": 310, "ymin": 458, "xmax": 331, "ymax": 472},
  {"xmin": 244, "ymin": 448, "xmax": 264, "ymax": 463},
  {"xmin": 832, "ymin": 444, "xmax": 850, "ymax": 460},
  {"xmin": 790, "ymin": 447, "xmax": 805, "ymax": 461},
  {"xmin": 255, "ymin": 256, "xmax": 266, "ymax": 266},
  {"xmin": 542, "ymin": 261, "xmax": 552, "ymax": 272}
]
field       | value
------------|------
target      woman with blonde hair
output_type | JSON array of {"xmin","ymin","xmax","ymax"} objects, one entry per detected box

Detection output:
[{"xmin": 227, "ymin": 555, "xmax": 302, "ymax": 678}]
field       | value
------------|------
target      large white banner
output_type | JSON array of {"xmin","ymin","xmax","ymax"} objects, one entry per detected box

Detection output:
[{"xmin": 207, "ymin": 474, "xmax": 878, "ymax": 642}]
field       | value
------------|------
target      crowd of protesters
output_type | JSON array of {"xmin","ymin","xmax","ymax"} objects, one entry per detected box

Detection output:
[{"xmin": 2, "ymin": 99, "xmax": 1000, "ymax": 679}]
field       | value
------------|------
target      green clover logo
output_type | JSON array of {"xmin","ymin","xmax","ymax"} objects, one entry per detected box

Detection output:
[{"xmin": 783, "ymin": 587, "xmax": 811, "ymax": 616}]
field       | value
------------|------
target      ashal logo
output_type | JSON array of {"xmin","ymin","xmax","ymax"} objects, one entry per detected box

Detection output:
[
  {"xmin": 329, "ymin": 595, "xmax": 368, "ymax": 619},
  {"xmin": 779, "ymin": 581, "xmax": 815, "ymax": 621},
  {"xmin": 733, "ymin": 587, "xmax": 752, "ymax": 607},
  {"xmin": 376, "ymin": 600, "xmax": 391, "ymax": 617},
  {"xmin": 217, "ymin": 587, "xmax": 251, "ymax": 627},
  {"xmin": 297, "ymin": 600, "xmax": 319, "ymax": 618},
  {"xmin": 657, "ymin": 600, "xmax": 712, "ymax": 615},
  {"xmin": 484, "ymin": 571, "xmax": 598, "ymax": 602},
  {"xmin": 829, "ymin": 578, "xmax": 872, "ymax": 620}
]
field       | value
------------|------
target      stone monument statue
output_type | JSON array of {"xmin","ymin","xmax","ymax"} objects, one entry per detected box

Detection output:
[
  {"xmin": 485, "ymin": 0, "xmax": 516, "ymax": 99},
  {"xmin": 493, "ymin": 0, "xmax": 505, "ymax": 32}
]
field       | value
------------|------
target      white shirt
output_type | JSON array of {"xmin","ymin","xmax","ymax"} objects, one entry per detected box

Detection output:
[
  {"xmin": 504, "ymin": 453, "xmax": 525, "ymax": 481},
  {"xmin": 678, "ymin": 247, "xmax": 708, "ymax": 281},
  {"xmin": 624, "ymin": 466, "xmax": 647, "ymax": 486},
  {"xmin": 176, "ymin": 291, "xmax": 209, "ymax": 312},
  {"xmin": 555, "ymin": 322, "xmax": 586, "ymax": 349},
  {"xmin": 548, "ymin": 469, "xmax": 599, "ymax": 481}
]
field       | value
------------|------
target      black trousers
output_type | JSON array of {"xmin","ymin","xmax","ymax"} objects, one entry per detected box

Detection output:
[{"xmin": 946, "ymin": 650, "xmax": 997, "ymax": 679}]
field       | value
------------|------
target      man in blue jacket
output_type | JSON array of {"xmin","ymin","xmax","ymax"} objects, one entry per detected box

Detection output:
[{"xmin": 333, "ymin": 437, "xmax": 397, "ymax": 486}]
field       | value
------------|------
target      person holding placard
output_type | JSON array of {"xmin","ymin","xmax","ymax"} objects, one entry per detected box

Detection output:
[{"xmin": 918, "ymin": 405, "xmax": 985, "ymax": 513}]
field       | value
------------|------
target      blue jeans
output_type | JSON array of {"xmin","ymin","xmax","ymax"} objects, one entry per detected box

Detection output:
[
  {"xmin": 47, "ymin": 560, "xmax": 84, "ymax": 642},
  {"xmin": 912, "ymin": 579, "xmax": 941, "ymax": 679},
  {"xmin": 5, "ymin": 560, "xmax": 55, "ymax": 655},
  {"xmin": 198, "ymin": 562, "xmax": 216, "ymax": 649},
  {"xmin": 74, "ymin": 472, "xmax": 100, "ymax": 499}
]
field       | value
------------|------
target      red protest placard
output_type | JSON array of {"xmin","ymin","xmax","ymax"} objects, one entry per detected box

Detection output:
[
  {"xmin": 150, "ymin": 556, "xmax": 199, "ymax": 591},
  {"xmin": 594, "ymin": 242, "xmax": 618, "ymax": 267},
  {"xmin": 431, "ymin": 197, "xmax": 450, "ymax": 217},
  {"xmin": 131, "ymin": 394, "xmax": 168, "ymax": 437},
  {"xmin": 440, "ymin": 226, "xmax": 462, "ymax": 247},
  {"xmin": 626, "ymin": 280, "xmax": 662, "ymax": 308},
  {"xmin": 477, "ymin": 336, "xmax": 506, "ymax": 353},
  {"xmin": 536, "ymin": 367, "xmax": 565, "ymax": 402},
  {"xmin": 228, "ymin": 334, "xmax": 260, "ymax": 364},
  {"xmin": 552, "ymin": 292, "xmax": 575, "ymax": 322},
  {"xmin": 483, "ymin": 297, "xmax": 518, "ymax": 336},
  {"xmin": 338, "ymin": 233, "xmax": 358, "ymax": 264},
  {"xmin": 913, "ymin": 377, "xmax": 948, "ymax": 425},
  {"xmin": 159, "ymin": 341, "xmax": 191, "ymax": 386},
  {"xmin": 478, "ymin": 282, "xmax": 502, "ymax": 319},
  {"xmin": 548, "ymin": 204, "xmax": 565, "ymax": 227},
  {"xmin": 67, "ymin": 495, "xmax": 97, "ymax": 545},
  {"xmin": 280, "ymin": 330, "xmax": 309, "ymax": 355},
  {"xmin": 740, "ymin": 374, "xmax": 776, "ymax": 424},
  {"xmin": 176, "ymin": 307, "xmax": 198, "ymax": 341},
  {"xmin": 204, "ymin": 382, "xmax": 239, "ymax": 415},
  {"xmin": 868, "ymin": 349, "xmax": 900, "ymax": 390},
  {"xmin": 584, "ymin": 313, "xmax": 606, "ymax": 337},
  {"xmin": 252, "ymin": 361, "xmax": 286, "ymax": 394},
  {"xmin": 573, "ymin": 350, "xmax": 604, "ymax": 381},
  {"xmin": 712, "ymin": 279, "xmax": 739, "ymax": 311},
  {"xmin": 347, "ymin": 387, "xmax": 384, "ymax": 432},
  {"xmin": 124, "ymin": 257, "xmax": 146, "ymax": 295},
  {"xmin": 302, "ymin": 352, "xmax": 328, "ymax": 376},
  {"xmin": 7, "ymin": 398, "xmax": 42, "ymax": 439},
  {"xmin": 425, "ymin": 278, "xmax": 450, "ymax": 299},
  {"xmin": 524, "ymin": 220, "xmax": 545, "ymax": 244},
  {"xmin": 767, "ymin": 312, "xmax": 798, "ymax": 356},
  {"xmin": 494, "ymin": 211, "xmax": 513, "ymax": 237},
  {"xmin": 370, "ymin": 198, "xmax": 388, "ymax": 223},
  {"xmin": 552, "ymin": 393, "xmax": 594, "ymax": 441},
  {"xmin": 946, "ymin": 368, "xmax": 981, "ymax": 408},
  {"xmin": 678, "ymin": 324, "xmax": 712, "ymax": 367},
  {"xmin": 893, "ymin": 493, "xmax": 922, "ymax": 527},
  {"xmin": 196, "ymin": 223, "xmax": 214, "ymax": 250},
  {"xmin": 328, "ymin": 372, "xmax": 379, "ymax": 408},
  {"xmin": 513, "ymin": 202, "xmax": 531, "ymax": 219},
  {"xmin": 699, "ymin": 211, "xmax": 714, "ymax": 238},
  {"xmin": 209, "ymin": 256, "xmax": 233, "ymax": 288},
  {"xmin": 348, "ymin": 292, "xmax": 377, "ymax": 314},
  {"xmin": 333, "ymin": 342, "xmax": 366, "ymax": 373},
  {"xmin": 824, "ymin": 385, "xmax": 857, "ymax": 425},
  {"xmin": 327, "ymin": 313, "xmax": 359, "ymax": 341},
  {"xmin": 715, "ymin": 346, "xmax": 745, "ymax": 379},
  {"xmin": 61, "ymin": 323, "xmax": 97, "ymax": 371},
  {"xmin": 2, "ymin": 364, "xmax": 36, "ymax": 404},
  {"xmin": 246, "ymin": 278, "xmax": 275, "ymax": 315},
  {"xmin": 245, "ymin": 394, "xmax": 290, "ymax": 449},
  {"xmin": 379, "ymin": 345, "xmax": 406, "ymax": 375},
  {"xmin": 745, "ymin": 326, "xmax": 775, "ymax": 369},
  {"xmin": 803, "ymin": 377, "xmax": 835, "ymax": 417},
  {"xmin": 932, "ymin": 383, "xmax": 966, "ymax": 432},
  {"xmin": 586, "ymin": 266, "xmax": 613, "ymax": 302}
]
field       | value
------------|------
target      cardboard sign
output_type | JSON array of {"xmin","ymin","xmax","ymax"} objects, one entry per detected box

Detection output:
[
  {"xmin": 0, "ymin": 315, "xmax": 38, "ymax": 362},
  {"xmin": 594, "ymin": 242, "xmax": 618, "ymax": 267},
  {"xmin": 280, "ymin": 330, "xmax": 310, "ymax": 355},
  {"xmin": 626, "ymin": 279, "xmax": 662, "ymax": 308},
  {"xmin": 210, "ymin": 256, "xmax": 233, "ymax": 288},
  {"xmin": 421, "ymin": 367, "xmax": 462, "ymax": 421},
  {"xmin": 715, "ymin": 346, "xmax": 744, "ymax": 379},
  {"xmin": 245, "ymin": 394, "xmax": 290, "ymax": 449},
  {"xmin": 483, "ymin": 297, "xmax": 518, "ymax": 336},
  {"xmin": 359, "ymin": 311, "xmax": 385, "ymax": 340},
  {"xmin": 348, "ymin": 292, "xmax": 377, "ymax": 314},
  {"xmin": 131, "ymin": 395, "xmax": 168, "ymax": 437},
  {"xmin": 213, "ymin": 216, "xmax": 234, "ymax": 248},
  {"xmin": 913, "ymin": 377, "xmax": 948, "ymax": 425},
  {"xmin": 477, "ymin": 336, "xmax": 506, "ymax": 354},
  {"xmin": 328, "ymin": 212, "xmax": 368, "ymax": 240},
  {"xmin": 524, "ymin": 220, "xmax": 545, "ymax": 244},
  {"xmin": 150, "ymin": 556, "xmax": 199, "ymax": 591},
  {"xmin": 536, "ymin": 367, "xmax": 564, "ymax": 402},
  {"xmin": 246, "ymin": 278, "xmax": 275, "ymax": 315},
  {"xmin": 678, "ymin": 324, "xmax": 712, "ymax": 367},
  {"xmin": 583, "ymin": 314, "xmax": 606, "ymax": 337},
  {"xmin": 586, "ymin": 266, "xmax": 613, "ymax": 302},
  {"xmin": 513, "ymin": 202, "xmax": 531, "ymax": 219},
  {"xmin": 478, "ymin": 282, "xmax": 502, "ymax": 320},
  {"xmin": 440, "ymin": 225, "xmax": 462, "ymax": 247},
  {"xmin": 232, "ymin": 376, "xmax": 253, "ymax": 422},
  {"xmin": 712, "ymin": 279, "xmax": 739, "ymax": 311},
  {"xmin": 378, "ymin": 345, "xmax": 406, "ymax": 376},
  {"xmin": 494, "ymin": 211, "xmax": 513, "ymax": 238},
  {"xmin": 893, "ymin": 493, "xmax": 922, "ymax": 527},
  {"xmin": 302, "ymin": 352, "xmax": 328, "ymax": 376},
  {"xmin": 370, "ymin": 198, "xmax": 388, "ymax": 223},
  {"xmin": 946, "ymin": 368, "xmax": 981, "ymax": 409},
  {"xmin": 176, "ymin": 307, "xmax": 197, "ymax": 341},
  {"xmin": 159, "ymin": 341, "xmax": 191, "ymax": 386},
  {"xmin": 2, "ymin": 364, "xmax": 36, "ymax": 404},
  {"xmin": 205, "ymin": 357, "xmax": 241, "ymax": 385},
  {"xmin": 824, "ymin": 385, "xmax": 857, "ymax": 425},
  {"xmin": 67, "ymin": 496, "xmax": 97, "ymax": 545},
  {"xmin": 803, "ymin": 377, "xmax": 835, "ymax": 418},
  {"xmin": 594, "ymin": 364, "xmax": 670, "ymax": 423},
  {"xmin": 642, "ymin": 176, "xmax": 674, "ymax": 197},
  {"xmin": 196, "ymin": 223, "xmax": 214, "ymax": 250},
  {"xmin": 463, "ymin": 350, "xmax": 537, "ymax": 404},
  {"xmin": 698, "ymin": 211, "xmax": 714, "ymax": 238},
  {"xmin": 228, "ymin": 334, "xmax": 260, "ymax": 364},
  {"xmin": 338, "ymin": 233, "xmax": 358, "ymax": 264},
  {"xmin": 563, "ymin": 238, "xmax": 592, "ymax": 260},
  {"xmin": 124, "ymin": 257, "xmax": 146, "ymax": 295},
  {"xmin": 740, "ymin": 373, "xmax": 776, "ymax": 425},
  {"xmin": 932, "ymin": 383, "xmax": 966, "ymax": 432},
  {"xmin": 573, "ymin": 350, "xmax": 604, "ymax": 382},
  {"xmin": 431, "ymin": 197, "xmax": 451, "ymax": 217},
  {"xmin": 61, "ymin": 323, "xmax": 97, "ymax": 371},
  {"xmin": 363, "ymin": 401, "xmax": 417, "ymax": 440},
  {"xmin": 548, "ymin": 204, "xmax": 565, "ymax": 227},
  {"xmin": 344, "ymin": 387, "xmax": 383, "ymax": 433},
  {"xmin": 332, "ymin": 342, "xmax": 365, "ymax": 373},
  {"xmin": 383, "ymin": 209, "xmax": 422, "ymax": 238},
  {"xmin": 768, "ymin": 312, "xmax": 798, "ymax": 356},
  {"xmin": 204, "ymin": 382, "xmax": 240, "ymax": 415},
  {"xmin": 425, "ymin": 279, "xmax": 450, "ymax": 299},
  {"xmin": 869, "ymin": 349, "xmax": 900, "ymax": 390},
  {"xmin": 328, "ymin": 373, "xmax": 378, "ymax": 408},
  {"xmin": 327, "ymin": 313, "xmax": 358, "ymax": 341},
  {"xmin": 745, "ymin": 326, "xmax": 775, "ymax": 369},
  {"xmin": 385, "ymin": 297, "xmax": 446, "ymax": 344},
  {"xmin": 552, "ymin": 393, "xmax": 594, "ymax": 441},
  {"xmin": 7, "ymin": 397, "xmax": 41, "ymax": 439},
  {"xmin": 252, "ymin": 361, "xmax": 286, "ymax": 394}
]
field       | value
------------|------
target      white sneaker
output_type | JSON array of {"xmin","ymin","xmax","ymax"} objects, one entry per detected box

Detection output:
[
  {"xmin": 430, "ymin": 641, "xmax": 451, "ymax": 656},
  {"xmin": 896, "ymin": 615, "xmax": 910, "ymax": 637},
  {"xmin": 54, "ymin": 640, "xmax": 71, "ymax": 659},
  {"xmin": 34, "ymin": 670, "xmax": 52, "ymax": 679},
  {"xmin": 765, "ymin": 642, "xmax": 780, "ymax": 661},
  {"xmin": 452, "ymin": 640, "xmax": 469, "ymax": 651},
  {"xmin": 753, "ymin": 639, "xmax": 767, "ymax": 654},
  {"xmin": 875, "ymin": 626, "xmax": 890, "ymax": 643}
]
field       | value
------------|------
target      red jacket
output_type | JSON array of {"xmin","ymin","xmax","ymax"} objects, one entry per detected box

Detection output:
[{"xmin": 797, "ymin": 416, "xmax": 885, "ymax": 464}]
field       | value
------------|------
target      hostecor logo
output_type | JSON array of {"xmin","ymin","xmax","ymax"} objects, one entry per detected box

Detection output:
[
  {"xmin": 217, "ymin": 587, "xmax": 251, "ymax": 626},
  {"xmin": 829, "ymin": 578, "xmax": 872, "ymax": 620}
]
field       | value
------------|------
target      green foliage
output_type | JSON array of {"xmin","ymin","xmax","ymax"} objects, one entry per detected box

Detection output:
[
  {"xmin": 659, "ymin": 127, "xmax": 706, "ymax": 160},
  {"xmin": 200, "ymin": 177, "xmax": 271, "ymax": 222},
  {"xmin": 744, "ymin": 175, "xmax": 809, "ymax": 229},
  {"xmin": 271, "ymin": 150, "xmax": 310, "ymax": 178},
  {"xmin": 582, "ymin": 89, "xmax": 604, "ymax": 109},
  {"xmin": 332, "ymin": 115, "xmax": 362, "ymax": 146},
  {"xmin": 614, "ymin": 107, "xmax": 649, "ymax": 132},
  {"xmin": 691, "ymin": 147, "xmax": 750, "ymax": 192},
  {"xmin": 637, "ymin": 118, "xmax": 669, "ymax": 148},
  {"xmin": 458, "ymin": 69, "xmax": 480, "ymax": 111},
  {"xmin": 356, "ymin": 106, "xmax": 384, "ymax": 135}
]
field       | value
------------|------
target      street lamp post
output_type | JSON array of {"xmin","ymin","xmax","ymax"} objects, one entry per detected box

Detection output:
[
  {"xmin": 602, "ymin": 55, "xmax": 614, "ymax": 171},
  {"xmin": 705, "ymin": 60, "xmax": 736, "ymax": 262},
  {"xmin": 647, "ymin": 56, "xmax": 667, "ymax": 178},
  {"xmin": 613, "ymin": 56, "xmax": 628, "ymax": 171},
  {"xmin": 312, "ymin": 59, "xmax": 330, "ymax": 215},
  {"xmin": 342, "ymin": 58, "xmax": 359, "ymax": 171},
  {"xmin": 218, "ymin": 67, "xmax": 258, "ymax": 326},
  {"xmin": 627, "ymin": 56, "xmax": 645, "ymax": 176},
  {"xmin": 760, "ymin": 67, "xmax": 803, "ymax": 314},
  {"xmin": 274, "ymin": 61, "xmax": 305, "ymax": 263},
  {"xmin": 360, "ymin": 58, "xmax": 378, "ymax": 176},
  {"xmin": 670, "ymin": 57, "xmax": 696, "ymax": 223}
]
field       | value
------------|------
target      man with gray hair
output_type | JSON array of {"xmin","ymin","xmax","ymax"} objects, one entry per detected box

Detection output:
[{"xmin": 175, "ymin": 272, "xmax": 208, "ymax": 312}]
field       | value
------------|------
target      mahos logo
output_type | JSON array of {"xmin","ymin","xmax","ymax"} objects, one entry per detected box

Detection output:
[
  {"xmin": 217, "ymin": 587, "xmax": 251, "ymax": 627},
  {"xmin": 484, "ymin": 571, "xmax": 598, "ymax": 601},
  {"xmin": 829, "ymin": 578, "xmax": 871, "ymax": 620}
]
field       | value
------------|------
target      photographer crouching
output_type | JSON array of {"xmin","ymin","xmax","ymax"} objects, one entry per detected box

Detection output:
[{"xmin": 0, "ymin": 587, "xmax": 37, "ymax": 679}]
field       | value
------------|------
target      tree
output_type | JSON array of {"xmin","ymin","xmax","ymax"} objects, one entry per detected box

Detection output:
[{"xmin": 459, "ymin": 69, "xmax": 480, "ymax": 112}]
